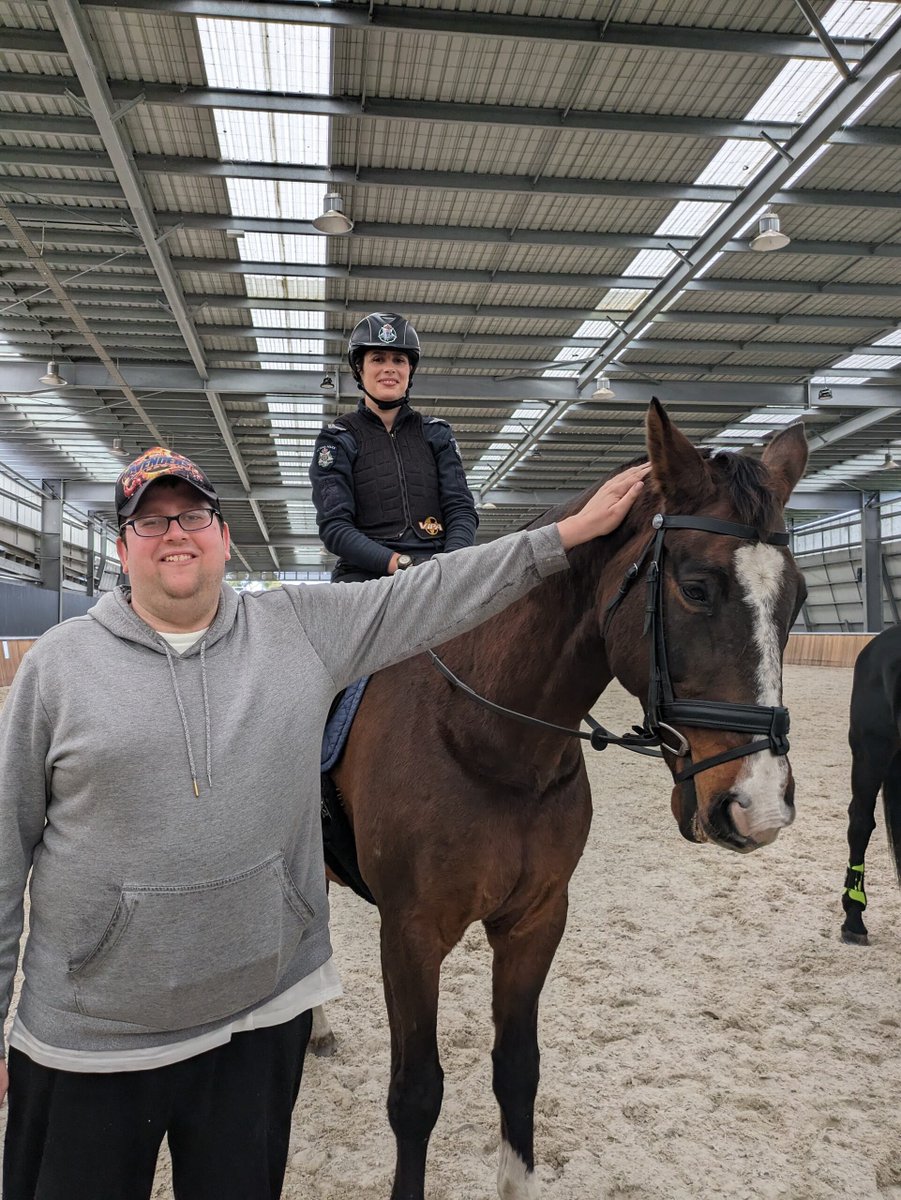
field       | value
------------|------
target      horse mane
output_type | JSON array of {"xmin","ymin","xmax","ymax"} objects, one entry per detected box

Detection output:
[{"xmin": 525, "ymin": 447, "xmax": 783, "ymax": 535}]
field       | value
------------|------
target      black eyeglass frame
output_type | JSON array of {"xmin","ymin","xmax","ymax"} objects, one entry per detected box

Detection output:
[{"xmin": 119, "ymin": 507, "xmax": 220, "ymax": 538}]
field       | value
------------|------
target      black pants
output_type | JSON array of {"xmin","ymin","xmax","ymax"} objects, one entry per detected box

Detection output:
[
  {"xmin": 3, "ymin": 1010, "xmax": 312, "ymax": 1200},
  {"xmin": 330, "ymin": 564, "xmax": 385, "ymax": 583}
]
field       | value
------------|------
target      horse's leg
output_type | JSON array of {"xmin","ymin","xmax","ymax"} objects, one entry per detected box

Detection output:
[
  {"xmin": 841, "ymin": 737, "xmax": 894, "ymax": 944},
  {"xmin": 381, "ymin": 915, "xmax": 447, "ymax": 1200},
  {"xmin": 309, "ymin": 1004, "xmax": 337, "ymax": 1057},
  {"xmin": 484, "ymin": 893, "xmax": 569, "ymax": 1200}
]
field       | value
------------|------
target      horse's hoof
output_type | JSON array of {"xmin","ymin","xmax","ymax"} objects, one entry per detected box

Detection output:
[
  {"xmin": 840, "ymin": 928, "xmax": 869, "ymax": 946},
  {"xmin": 310, "ymin": 1031, "xmax": 338, "ymax": 1057}
]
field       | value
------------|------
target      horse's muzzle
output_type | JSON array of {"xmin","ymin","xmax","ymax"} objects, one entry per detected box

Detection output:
[{"xmin": 671, "ymin": 772, "xmax": 795, "ymax": 853}]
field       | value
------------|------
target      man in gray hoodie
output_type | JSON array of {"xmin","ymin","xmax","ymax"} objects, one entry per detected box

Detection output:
[{"xmin": 0, "ymin": 445, "xmax": 648, "ymax": 1200}]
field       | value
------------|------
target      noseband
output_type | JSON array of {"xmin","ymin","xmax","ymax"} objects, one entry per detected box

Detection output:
[
  {"xmin": 428, "ymin": 511, "xmax": 791, "ymax": 782},
  {"xmin": 600, "ymin": 513, "xmax": 791, "ymax": 781}
]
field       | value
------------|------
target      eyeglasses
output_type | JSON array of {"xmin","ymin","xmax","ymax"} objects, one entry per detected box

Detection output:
[{"xmin": 120, "ymin": 507, "xmax": 218, "ymax": 538}]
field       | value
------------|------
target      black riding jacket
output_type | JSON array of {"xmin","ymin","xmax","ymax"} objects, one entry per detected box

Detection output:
[{"xmin": 310, "ymin": 400, "xmax": 478, "ymax": 576}]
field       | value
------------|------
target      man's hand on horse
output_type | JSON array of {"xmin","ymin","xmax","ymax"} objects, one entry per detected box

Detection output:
[{"xmin": 557, "ymin": 463, "xmax": 651, "ymax": 549}]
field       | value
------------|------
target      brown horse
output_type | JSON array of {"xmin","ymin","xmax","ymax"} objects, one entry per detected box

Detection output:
[{"xmin": 332, "ymin": 401, "xmax": 808, "ymax": 1200}]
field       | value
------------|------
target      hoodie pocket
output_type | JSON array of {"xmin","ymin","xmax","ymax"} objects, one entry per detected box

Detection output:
[{"xmin": 69, "ymin": 854, "xmax": 314, "ymax": 1031}]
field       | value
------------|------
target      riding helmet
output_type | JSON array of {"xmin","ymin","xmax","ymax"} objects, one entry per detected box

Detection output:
[{"xmin": 347, "ymin": 313, "xmax": 421, "ymax": 381}]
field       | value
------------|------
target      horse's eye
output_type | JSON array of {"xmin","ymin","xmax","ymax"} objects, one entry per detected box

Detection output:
[{"xmin": 681, "ymin": 583, "xmax": 708, "ymax": 604}]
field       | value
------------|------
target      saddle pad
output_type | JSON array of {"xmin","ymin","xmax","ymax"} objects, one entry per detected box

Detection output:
[{"xmin": 321, "ymin": 675, "xmax": 370, "ymax": 772}]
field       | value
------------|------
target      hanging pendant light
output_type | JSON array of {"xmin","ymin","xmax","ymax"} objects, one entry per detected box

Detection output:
[
  {"xmin": 312, "ymin": 192, "xmax": 354, "ymax": 235},
  {"xmin": 592, "ymin": 375, "xmax": 615, "ymax": 400},
  {"xmin": 39, "ymin": 360, "xmax": 68, "ymax": 387},
  {"xmin": 750, "ymin": 210, "xmax": 790, "ymax": 252}
]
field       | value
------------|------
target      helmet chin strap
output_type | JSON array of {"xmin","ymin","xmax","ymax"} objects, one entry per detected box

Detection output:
[{"xmin": 358, "ymin": 382, "xmax": 411, "ymax": 411}]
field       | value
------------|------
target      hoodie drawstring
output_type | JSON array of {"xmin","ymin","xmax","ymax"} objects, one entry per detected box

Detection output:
[
  {"xmin": 200, "ymin": 640, "xmax": 212, "ymax": 789},
  {"xmin": 163, "ymin": 639, "xmax": 212, "ymax": 797}
]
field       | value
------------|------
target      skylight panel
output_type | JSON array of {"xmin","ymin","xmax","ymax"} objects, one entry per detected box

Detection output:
[
  {"xmin": 250, "ymin": 309, "xmax": 325, "ymax": 331},
  {"xmin": 575, "ymin": 320, "xmax": 616, "ymax": 340},
  {"xmin": 710, "ymin": 412, "xmax": 801, "ymax": 442},
  {"xmin": 244, "ymin": 276, "xmax": 326, "ymax": 301},
  {"xmin": 258, "ymin": 337, "xmax": 327, "ymax": 358},
  {"xmin": 803, "ymin": 444, "xmax": 893, "ymax": 488},
  {"xmin": 741, "ymin": 412, "xmax": 800, "ymax": 425},
  {"xmin": 825, "ymin": 1, "xmax": 899, "ymax": 37},
  {"xmin": 596, "ymin": 288, "xmax": 651, "ymax": 311},
  {"xmin": 553, "ymin": 346, "xmax": 593, "ymax": 364},
  {"xmin": 198, "ymin": 20, "xmax": 330, "ymax": 93},
  {"xmin": 213, "ymin": 111, "xmax": 328, "ymax": 166},
  {"xmin": 822, "ymin": 325, "xmax": 901, "ymax": 374},
  {"xmin": 268, "ymin": 400, "xmax": 325, "ymax": 414},
  {"xmin": 833, "ymin": 353, "xmax": 901, "ymax": 371},
  {"xmin": 812, "ymin": 374, "xmax": 870, "ymax": 385},
  {"xmin": 746, "ymin": 62, "xmax": 838, "ymax": 123},
  {"xmin": 240, "ymin": 232, "xmax": 326, "ymax": 266},
  {"xmin": 226, "ymin": 180, "xmax": 321, "ymax": 221},
  {"xmin": 627, "ymin": 249, "xmax": 679, "ymax": 277},
  {"xmin": 656, "ymin": 201, "xmax": 729, "ymax": 237},
  {"xmin": 696, "ymin": 144, "xmax": 771, "ymax": 188}
]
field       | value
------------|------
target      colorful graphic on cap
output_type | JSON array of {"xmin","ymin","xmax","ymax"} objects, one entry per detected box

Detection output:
[
  {"xmin": 119, "ymin": 447, "xmax": 209, "ymax": 501},
  {"xmin": 378, "ymin": 322, "xmax": 398, "ymax": 344}
]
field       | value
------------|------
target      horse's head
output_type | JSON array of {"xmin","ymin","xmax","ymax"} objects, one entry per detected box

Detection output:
[{"xmin": 600, "ymin": 400, "xmax": 808, "ymax": 853}]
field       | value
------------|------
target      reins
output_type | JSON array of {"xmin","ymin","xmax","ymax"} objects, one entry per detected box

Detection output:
[
  {"xmin": 427, "ymin": 511, "xmax": 792, "ymax": 782},
  {"xmin": 426, "ymin": 649, "xmax": 665, "ymax": 758}
]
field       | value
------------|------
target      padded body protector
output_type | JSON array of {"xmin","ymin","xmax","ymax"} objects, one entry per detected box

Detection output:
[{"xmin": 334, "ymin": 409, "xmax": 445, "ymax": 547}]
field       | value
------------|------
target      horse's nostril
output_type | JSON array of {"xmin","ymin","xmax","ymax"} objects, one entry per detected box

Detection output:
[
  {"xmin": 783, "ymin": 775, "xmax": 796, "ymax": 809},
  {"xmin": 708, "ymin": 792, "xmax": 754, "ymax": 852}
]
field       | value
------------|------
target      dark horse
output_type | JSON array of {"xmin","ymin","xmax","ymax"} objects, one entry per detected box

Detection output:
[
  {"xmin": 841, "ymin": 624, "xmax": 901, "ymax": 944},
  {"xmin": 332, "ymin": 402, "xmax": 808, "ymax": 1200}
]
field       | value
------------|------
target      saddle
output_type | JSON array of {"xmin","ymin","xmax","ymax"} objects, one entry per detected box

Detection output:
[{"xmin": 320, "ymin": 679, "xmax": 376, "ymax": 905}]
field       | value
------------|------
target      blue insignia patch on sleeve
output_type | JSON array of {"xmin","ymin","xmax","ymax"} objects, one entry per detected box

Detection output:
[{"xmin": 317, "ymin": 446, "xmax": 336, "ymax": 469}]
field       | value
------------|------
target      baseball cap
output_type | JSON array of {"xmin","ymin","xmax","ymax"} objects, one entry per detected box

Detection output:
[{"xmin": 116, "ymin": 447, "xmax": 221, "ymax": 519}]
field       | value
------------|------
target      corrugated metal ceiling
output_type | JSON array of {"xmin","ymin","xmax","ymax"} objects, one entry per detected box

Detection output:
[{"xmin": 0, "ymin": 0, "xmax": 898, "ymax": 572}]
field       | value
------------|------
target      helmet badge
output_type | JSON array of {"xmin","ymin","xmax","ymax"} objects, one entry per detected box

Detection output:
[{"xmin": 378, "ymin": 323, "xmax": 398, "ymax": 344}]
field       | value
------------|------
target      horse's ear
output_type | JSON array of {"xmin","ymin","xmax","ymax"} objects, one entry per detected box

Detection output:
[
  {"xmin": 646, "ymin": 397, "xmax": 715, "ymax": 510},
  {"xmin": 761, "ymin": 422, "xmax": 808, "ymax": 505}
]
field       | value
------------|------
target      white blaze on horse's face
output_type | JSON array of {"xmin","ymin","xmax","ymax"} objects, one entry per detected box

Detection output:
[
  {"xmin": 729, "ymin": 543, "xmax": 794, "ymax": 844},
  {"xmin": 498, "ymin": 1141, "xmax": 540, "ymax": 1200}
]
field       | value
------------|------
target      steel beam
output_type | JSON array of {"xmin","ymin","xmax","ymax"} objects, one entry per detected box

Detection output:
[
  {"xmin": 197, "ymin": 349, "xmax": 900, "ymax": 380},
  {"xmin": 47, "ymin": 0, "xmax": 278, "ymax": 569},
  {"xmin": 576, "ymin": 20, "xmax": 901, "ymax": 395},
  {"xmin": 60, "ymin": 478, "xmax": 859, "ymax": 517},
  {"xmin": 806, "ymin": 408, "xmax": 901, "ymax": 452},
  {"xmin": 17, "ymin": 293, "xmax": 900, "ymax": 330},
  {"xmin": 0, "ymin": 361, "xmax": 811, "ymax": 403},
  {"xmin": 476, "ymin": 17, "xmax": 901, "ymax": 496},
  {"xmin": 3, "ymin": 146, "xmax": 899, "ymax": 211},
  {"xmin": 793, "ymin": 0, "xmax": 853, "ymax": 77},
  {"xmin": 40, "ymin": 479, "xmax": 64, "ymax": 623},
  {"xmin": 6, "ymin": 199, "xmax": 901, "ymax": 258},
  {"xmin": 7, "ymin": 71, "xmax": 901, "ymax": 146},
  {"xmin": 5, "ymin": 245, "xmax": 901, "ymax": 299},
  {"xmin": 191, "ymin": 316, "xmax": 901, "ymax": 340},
  {"xmin": 0, "ymin": 202, "xmax": 169, "ymax": 444},
  {"xmin": 861, "ymin": 494, "xmax": 884, "ymax": 631},
  {"xmin": 187, "ymin": 325, "xmax": 901, "ymax": 354},
  {"xmin": 2, "ymin": 28, "xmax": 68, "ymax": 54},
  {"xmin": 69, "ymin": 0, "xmax": 877, "ymax": 63},
  {"xmin": 2, "ymin": 359, "xmax": 899, "ymax": 408}
]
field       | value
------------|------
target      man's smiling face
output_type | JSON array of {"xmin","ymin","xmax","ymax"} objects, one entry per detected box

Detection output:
[{"xmin": 116, "ymin": 478, "xmax": 231, "ymax": 631}]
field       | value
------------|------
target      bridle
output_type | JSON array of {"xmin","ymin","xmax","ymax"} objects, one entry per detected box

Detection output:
[{"xmin": 427, "ymin": 511, "xmax": 792, "ymax": 783}]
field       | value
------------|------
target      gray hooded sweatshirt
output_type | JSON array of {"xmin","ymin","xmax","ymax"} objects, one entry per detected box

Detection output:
[{"xmin": 0, "ymin": 525, "xmax": 567, "ymax": 1057}]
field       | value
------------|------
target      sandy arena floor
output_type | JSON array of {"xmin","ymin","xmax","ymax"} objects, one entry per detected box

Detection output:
[{"xmin": 3, "ymin": 666, "xmax": 901, "ymax": 1199}]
